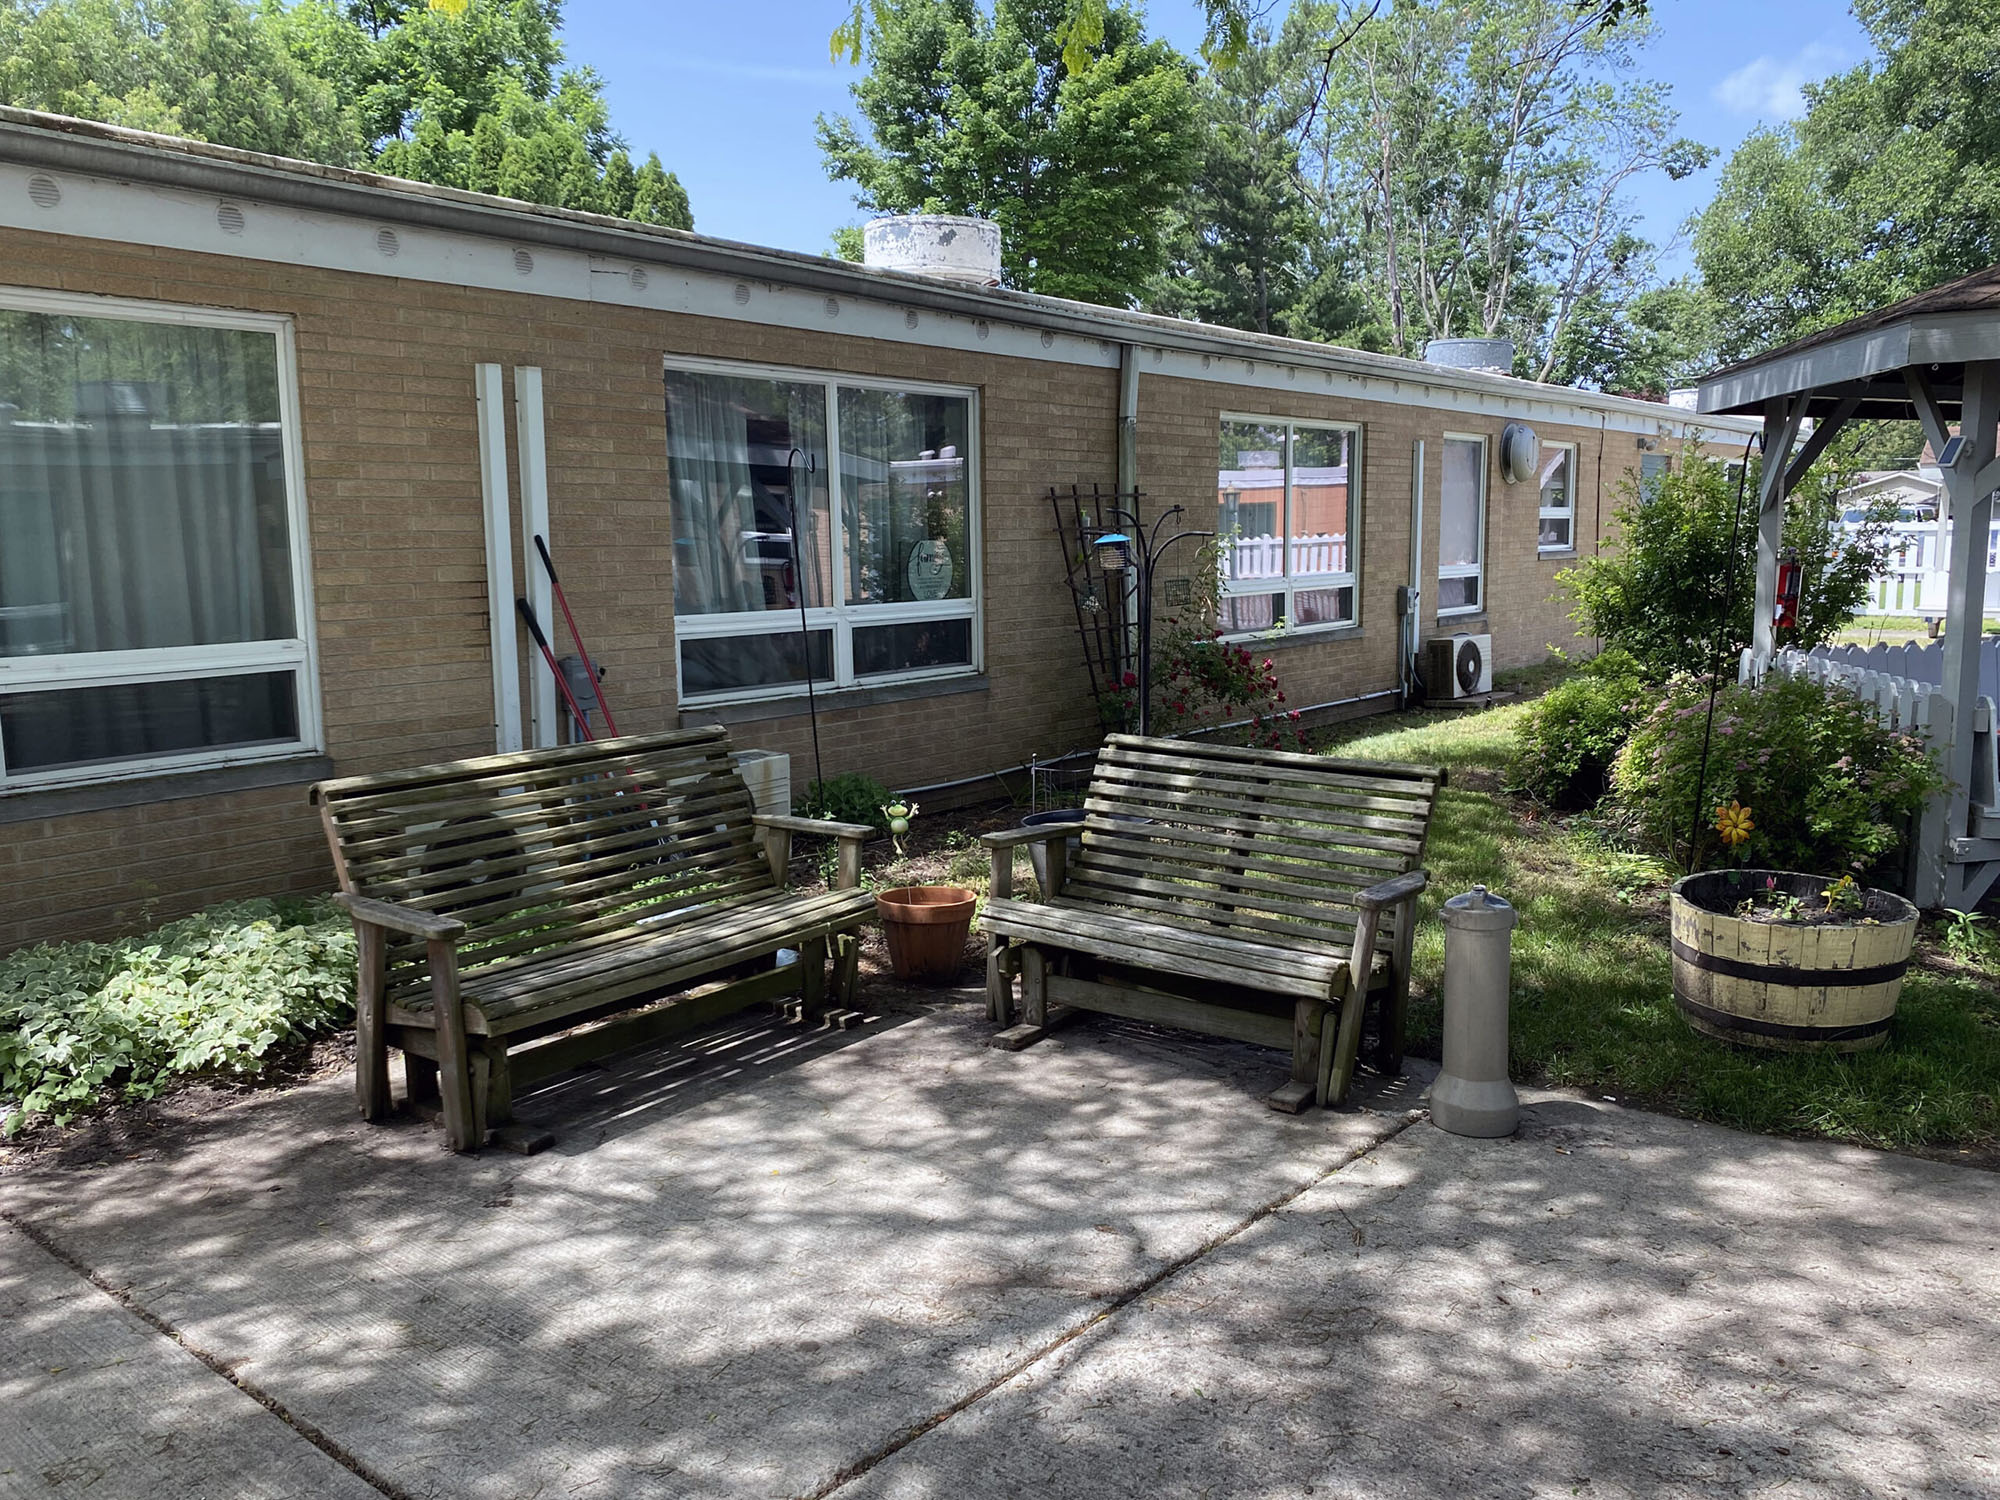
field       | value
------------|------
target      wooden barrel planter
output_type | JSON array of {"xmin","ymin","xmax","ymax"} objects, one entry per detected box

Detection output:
[{"xmin": 1668, "ymin": 869, "xmax": 1919, "ymax": 1052}]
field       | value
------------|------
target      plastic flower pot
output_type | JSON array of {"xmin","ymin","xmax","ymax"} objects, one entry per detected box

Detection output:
[
  {"xmin": 1668, "ymin": 868, "xmax": 1919, "ymax": 1051},
  {"xmin": 876, "ymin": 885, "xmax": 978, "ymax": 984}
]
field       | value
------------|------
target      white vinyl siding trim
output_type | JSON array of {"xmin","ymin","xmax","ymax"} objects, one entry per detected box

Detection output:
[
  {"xmin": 0, "ymin": 289, "xmax": 321, "ymax": 791},
  {"xmin": 665, "ymin": 354, "xmax": 982, "ymax": 707}
]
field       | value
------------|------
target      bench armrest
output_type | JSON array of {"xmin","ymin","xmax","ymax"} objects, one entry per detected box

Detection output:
[
  {"xmin": 978, "ymin": 825, "xmax": 1077, "ymax": 850},
  {"xmin": 333, "ymin": 892, "xmax": 467, "ymax": 942},
  {"xmin": 754, "ymin": 813, "xmax": 876, "ymax": 840},
  {"xmin": 982, "ymin": 824, "xmax": 1075, "ymax": 902},
  {"xmin": 1353, "ymin": 869, "xmax": 1429, "ymax": 913},
  {"xmin": 753, "ymin": 813, "xmax": 870, "ymax": 890}
]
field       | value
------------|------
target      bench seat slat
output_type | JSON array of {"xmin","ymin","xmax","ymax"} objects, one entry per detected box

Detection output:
[
  {"xmin": 386, "ymin": 888, "xmax": 877, "ymax": 1035},
  {"xmin": 380, "ymin": 872, "xmax": 782, "ymax": 1000}
]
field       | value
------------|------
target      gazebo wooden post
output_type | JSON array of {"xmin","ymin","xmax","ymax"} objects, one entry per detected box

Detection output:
[
  {"xmin": 1927, "ymin": 362, "xmax": 2000, "ymax": 906},
  {"xmin": 1750, "ymin": 396, "xmax": 1805, "ymax": 670}
]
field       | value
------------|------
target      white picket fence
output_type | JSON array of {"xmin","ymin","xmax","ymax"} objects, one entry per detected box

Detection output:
[
  {"xmin": 1858, "ymin": 520, "xmax": 2000, "ymax": 616},
  {"xmin": 1802, "ymin": 636, "xmax": 2000, "ymax": 704},
  {"xmin": 1741, "ymin": 643, "xmax": 2000, "ymax": 906},
  {"xmin": 1226, "ymin": 533, "xmax": 1348, "ymax": 581}
]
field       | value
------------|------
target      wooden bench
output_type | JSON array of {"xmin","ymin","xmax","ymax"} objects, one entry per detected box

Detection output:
[
  {"xmin": 979, "ymin": 734, "xmax": 1442, "ymax": 1111},
  {"xmin": 311, "ymin": 728, "xmax": 874, "ymax": 1152}
]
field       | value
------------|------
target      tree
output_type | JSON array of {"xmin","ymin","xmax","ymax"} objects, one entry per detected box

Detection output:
[
  {"xmin": 1693, "ymin": 0, "xmax": 2000, "ymax": 363},
  {"xmin": 276, "ymin": 0, "xmax": 693, "ymax": 226},
  {"xmin": 1543, "ymin": 280, "xmax": 1717, "ymax": 396},
  {"xmin": 0, "ymin": 0, "xmax": 360, "ymax": 164},
  {"xmin": 1559, "ymin": 447, "xmax": 1892, "ymax": 681},
  {"xmin": 834, "ymin": 1, "xmax": 1655, "ymax": 75},
  {"xmin": 0, "ymin": 1, "xmax": 692, "ymax": 228},
  {"xmin": 816, "ymin": 0, "xmax": 1201, "ymax": 305},
  {"xmin": 1286, "ymin": 0, "xmax": 1708, "ymax": 377},
  {"xmin": 1145, "ymin": 37, "xmax": 1337, "ymax": 338}
]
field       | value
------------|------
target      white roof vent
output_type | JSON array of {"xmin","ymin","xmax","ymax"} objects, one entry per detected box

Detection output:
[{"xmin": 863, "ymin": 214, "xmax": 1002, "ymax": 287}]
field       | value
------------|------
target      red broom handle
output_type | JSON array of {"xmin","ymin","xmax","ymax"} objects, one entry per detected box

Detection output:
[
  {"xmin": 515, "ymin": 597, "xmax": 595, "ymax": 742},
  {"xmin": 534, "ymin": 535, "xmax": 619, "ymax": 737}
]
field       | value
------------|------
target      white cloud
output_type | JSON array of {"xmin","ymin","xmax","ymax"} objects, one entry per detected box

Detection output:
[{"xmin": 1712, "ymin": 42, "xmax": 1851, "ymax": 120}]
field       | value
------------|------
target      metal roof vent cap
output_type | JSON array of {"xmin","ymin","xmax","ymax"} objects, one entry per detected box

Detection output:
[
  {"xmin": 863, "ymin": 214, "xmax": 1002, "ymax": 287},
  {"xmin": 1423, "ymin": 338, "xmax": 1516, "ymax": 376}
]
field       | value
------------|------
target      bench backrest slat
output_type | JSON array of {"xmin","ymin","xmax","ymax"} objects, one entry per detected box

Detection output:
[
  {"xmin": 313, "ymin": 728, "xmax": 771, "ymax": 1001},
  {"xmin": 1068, "ymin": 734, "xmax": 1442, "ymax": 952}
]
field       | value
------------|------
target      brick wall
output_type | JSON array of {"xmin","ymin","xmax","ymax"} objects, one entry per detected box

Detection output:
[{"xmin": 0, "ymin": 224, "xmax": 1712, "ymax": 949}]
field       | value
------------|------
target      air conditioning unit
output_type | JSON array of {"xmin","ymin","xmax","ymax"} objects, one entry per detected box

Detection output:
[{"xmin": 1426, "ymin": 633, "xmax": 1493, "ymax": 700}]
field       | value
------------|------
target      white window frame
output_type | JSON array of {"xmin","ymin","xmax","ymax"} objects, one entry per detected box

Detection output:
[
  {"xmin": 666, "ymin": 354, "xmax": 982, "ymax": 707},
  {"xmin": 1537, "ymin": 441, "xmax": 1578, "ymax": 556},
  {"xmin": 1438, "ymin": 432, "xmax": 1488, "ymax": 618},
  {"xmin": 0, "ymin": 288, "xmax": 322, "ymax": 792},
  {"xmin": 1217, "ymin": 412, "xmax": 1362, "ymax": 641}
]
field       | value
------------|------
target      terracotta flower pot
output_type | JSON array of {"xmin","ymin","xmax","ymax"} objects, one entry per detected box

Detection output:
[{"xmin": 876, "ymin": 885, "xmax": 977, "ymax": 984}]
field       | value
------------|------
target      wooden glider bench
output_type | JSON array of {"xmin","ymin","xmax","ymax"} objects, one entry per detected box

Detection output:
[
  {"xmin": 979, "ymin": 734, "xmax": 1442, "ymax": 1111},
  {"xmin": 311, "ymin": 728, "xmax": 875, "ymax": 1152}
]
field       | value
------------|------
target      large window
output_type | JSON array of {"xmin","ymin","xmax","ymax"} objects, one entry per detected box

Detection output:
[
  {"xmin": 0, "ymin": 293, "xmax": 316, "ymax": 788},
  {"xmin": 1217, "ymin": 417, "xmax": 1359, "ymax": 636},
  {"xmin": 1438, "ymin": 435, "xmax": 1486, "ymax": 615},
  {"xmin": 667, "ymin": 359, "xmax": 977, "ymax": 702},
  {"xmin": 1538, "ymin": 443, "xmax": 1576, "ymax": 554}
]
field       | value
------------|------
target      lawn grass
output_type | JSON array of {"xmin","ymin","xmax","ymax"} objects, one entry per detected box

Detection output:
[{"xmin": 1318, "ymin": 692, "xmax": 2000, "ymax": 1158}]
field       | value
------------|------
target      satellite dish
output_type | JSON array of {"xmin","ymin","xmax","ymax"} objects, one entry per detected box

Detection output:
[{"xmin": 1501, "ymin": 423, "xmax": 1540, "ymax": 484}]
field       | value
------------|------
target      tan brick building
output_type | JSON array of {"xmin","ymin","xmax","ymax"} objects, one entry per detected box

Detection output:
[{"xmin": 0, "ymin": 111, "xmax": 1758, "ymax": 949}]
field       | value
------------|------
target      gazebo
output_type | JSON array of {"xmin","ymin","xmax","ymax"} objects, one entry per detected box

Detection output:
[{"xmin": 1698, "ymin": 263, "xmax": 2000, "ymax": 911}]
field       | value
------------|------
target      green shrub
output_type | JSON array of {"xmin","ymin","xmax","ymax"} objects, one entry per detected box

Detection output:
[
  {"xmin": 794, "ymin": 772, "xmax": 891, "ymax": 834},
  {"xmin": 1558, "ymin": 448, "xmax": 1896, "ymax": 679},
  {"xmin": 0, "ymin": 898, "xmax": 356, "ymax": 1134},
  {"xmin": 1511, "ymin": 650, "xmax": 1649, "ymax": 809},
  {"xmin": 1612, "ymin": 673, "xmax": 1943, "ymax": 876}
]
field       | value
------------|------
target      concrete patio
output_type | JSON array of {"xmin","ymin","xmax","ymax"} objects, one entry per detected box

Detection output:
[{"xmin": 2, "ymin": 989, "xmax": 1995, "ymax": 1500}]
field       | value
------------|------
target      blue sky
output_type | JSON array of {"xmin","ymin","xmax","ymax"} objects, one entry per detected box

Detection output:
[{"xmin": 560, "ymin": 1, "xmax": 1873, "ymax": 277}]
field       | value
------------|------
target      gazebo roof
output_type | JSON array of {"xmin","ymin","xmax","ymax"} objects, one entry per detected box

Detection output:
[{"xmin": 1698, "ymin": 261, "xmax": 2000, "ymax": 419}]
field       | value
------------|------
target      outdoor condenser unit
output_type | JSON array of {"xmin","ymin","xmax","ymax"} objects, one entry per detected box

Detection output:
[{"xmin": 1426, "ymin": 633, "xmax": 1494, "ymax": 700}]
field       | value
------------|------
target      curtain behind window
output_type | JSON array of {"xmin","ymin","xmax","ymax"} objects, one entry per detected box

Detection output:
[
  {"xmin": 0, "ymin": 312, "xmax": 293, "ymax": 660},
  {"xmin": 665, "ymin": 369, "xmax": 829, "ymax": 616}
]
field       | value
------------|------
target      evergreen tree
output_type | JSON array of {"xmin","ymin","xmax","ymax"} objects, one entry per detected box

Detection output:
[{"xmin": 1147, "ymin": 40, "xmax": 1329, "ymax": 338}]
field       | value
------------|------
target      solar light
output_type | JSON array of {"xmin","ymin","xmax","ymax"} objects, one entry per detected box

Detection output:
[
  {"xmin": 1094, "ymin": 532, "xmax": 1131, "ymax": 573},
  {"xmin": 1939, "ymin": 434, "xmax": 1966, "ymax": 468}
]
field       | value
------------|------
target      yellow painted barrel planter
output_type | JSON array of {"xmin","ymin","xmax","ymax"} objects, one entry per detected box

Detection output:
[{"xmin": 1668, "ymin": 869, "xmax": 1919, "ymax": 1052}]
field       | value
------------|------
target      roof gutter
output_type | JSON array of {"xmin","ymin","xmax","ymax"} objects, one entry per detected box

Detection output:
[{"xmin": 0, "ymin": 109, "xmax": 1761, "ymax": 435}]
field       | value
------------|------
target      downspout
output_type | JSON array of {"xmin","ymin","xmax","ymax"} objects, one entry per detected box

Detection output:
[
  {"xmin": 1117, "ymin": 342, "xmax": 1140, "ymax": 498},
  {"xmin": 1117, "ymin": 343, "xmax": 1142, "ymax": 688}
]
